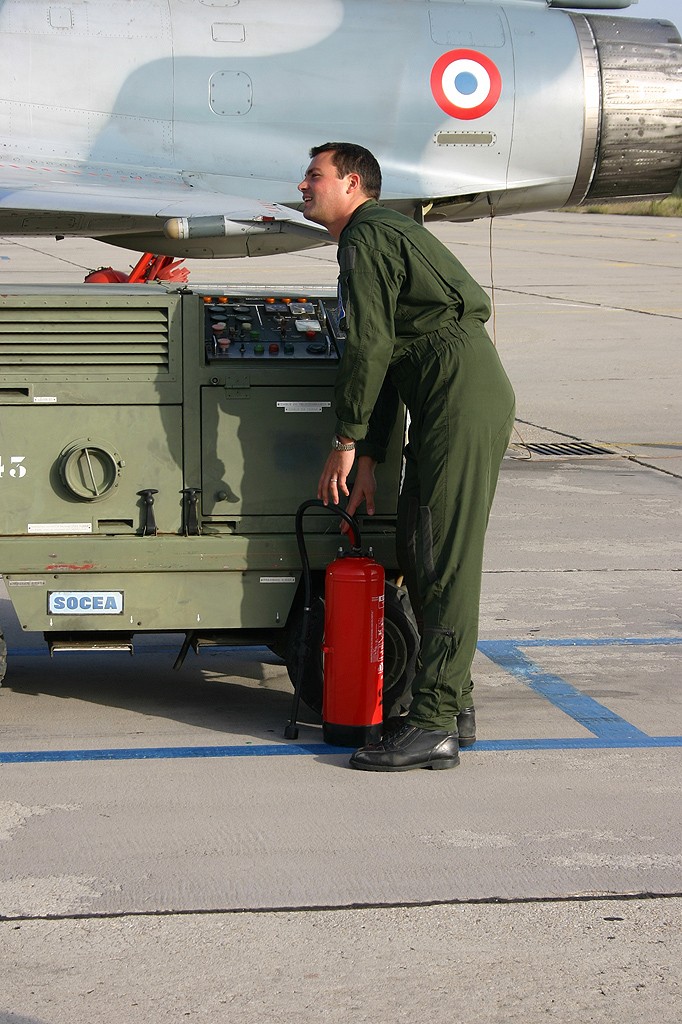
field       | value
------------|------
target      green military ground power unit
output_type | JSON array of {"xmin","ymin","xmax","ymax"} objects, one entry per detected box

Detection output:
[{"xmin": 0, "ymin": 285, "xmax": 417, "ymax": 717}]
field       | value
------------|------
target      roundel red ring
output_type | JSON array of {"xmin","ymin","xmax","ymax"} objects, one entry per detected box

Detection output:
[{"xmin": 430, "ymin": 48, "xmax": 502, "ymax": 121}]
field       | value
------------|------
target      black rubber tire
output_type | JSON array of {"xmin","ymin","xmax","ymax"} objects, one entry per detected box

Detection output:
[
  {"xmin": 283, "ymin": 581, "xmax": 326, "ymax": 717},
  {"xmin": 285, "ymin": 580, "xmax": 419, "ymax": 723},
  {"xmin": 0, "ymin": 628, "xmax": 6, "ymax": 687},
  {"xmin": 382, "ymin": 583, "xmax": 419, "ymax": 719}
]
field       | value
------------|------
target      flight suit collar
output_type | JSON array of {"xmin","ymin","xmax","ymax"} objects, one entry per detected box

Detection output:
[{"xmin": 341, "ymin": 198, "xmax": 378, "ymax": 239}]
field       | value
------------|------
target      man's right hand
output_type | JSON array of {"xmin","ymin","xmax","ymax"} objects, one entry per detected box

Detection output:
[{"xmin": 342, "ymin": 455, "xmax": 378, "ymax": 534}]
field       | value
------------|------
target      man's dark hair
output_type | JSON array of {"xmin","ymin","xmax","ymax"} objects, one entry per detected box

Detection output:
[{"xmin": 310, "ymin": 142, "xmax": 382, "ymax": 199}]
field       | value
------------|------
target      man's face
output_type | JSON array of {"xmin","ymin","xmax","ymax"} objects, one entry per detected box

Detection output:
[{"xmin": 298, "ymin": 151, "xmax": 355, "ymax": 230}]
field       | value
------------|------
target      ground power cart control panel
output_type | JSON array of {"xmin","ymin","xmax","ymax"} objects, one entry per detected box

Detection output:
[{"xmin": 203, "ymin": 293, "xmax": 342, "ymax": 361}]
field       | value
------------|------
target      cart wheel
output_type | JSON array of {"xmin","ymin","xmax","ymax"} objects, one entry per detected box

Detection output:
[
  {"xmin": 283, "ymin": 588, "xmax": 326, "ymax": 716},
  {"xmin": 382, "ymin": 582, "xmax": 419, "ymax": 719},
  {"xmin": 0, "ymin": 629, "xmax": 6, "ymax": 687},
  {"xmin": 285, "ymin": 581, "xmax": 418, "ymax": 723}
]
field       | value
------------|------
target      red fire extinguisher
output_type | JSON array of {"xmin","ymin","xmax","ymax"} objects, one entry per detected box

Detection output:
[
  {"xmin": 285, "ymin": 499, "xmax": 384, "ymax": 747},
  {"xmin": 322, "ymin": 547, "xmax": 384, "ymax": 746}
]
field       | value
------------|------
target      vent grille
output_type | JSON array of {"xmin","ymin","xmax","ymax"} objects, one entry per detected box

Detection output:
[
  {"xmin": 516, "ymin": 442, "xmax": 617, "ymax": 457},
  {"xmin": 0, "ymin": 306, "xmax": 171, "ymax": 374}
]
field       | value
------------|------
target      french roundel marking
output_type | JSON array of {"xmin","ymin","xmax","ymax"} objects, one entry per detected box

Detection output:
[{"xmin": 430, "ymin": 48, "xmax": 502, "ymax": 120}]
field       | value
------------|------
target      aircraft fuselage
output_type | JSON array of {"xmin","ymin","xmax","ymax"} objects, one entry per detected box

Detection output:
[{"xmin": 0, "ymin": 0, "xmax": 680, "ymax": 258}]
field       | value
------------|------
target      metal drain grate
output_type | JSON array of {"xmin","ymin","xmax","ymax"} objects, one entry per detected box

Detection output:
[{"xmin": 520, "ymin": 441, "xmax": 615, "ymax": 456}]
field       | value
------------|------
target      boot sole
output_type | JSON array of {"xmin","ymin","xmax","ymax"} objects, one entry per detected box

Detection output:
[{"xmin": 350, "ymin": 756, "xmax": 460, "ymax": 772}]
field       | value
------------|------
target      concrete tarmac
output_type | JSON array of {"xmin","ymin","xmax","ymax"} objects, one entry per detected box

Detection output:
[{"xmin": 0, "ymin": 213, "xmax": 681, "ymax": 1023}]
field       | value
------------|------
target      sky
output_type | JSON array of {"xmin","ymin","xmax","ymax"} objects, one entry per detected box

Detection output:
[{"xmin": 612, "ymin": 0, "xmax": 680, "ymax": 30}]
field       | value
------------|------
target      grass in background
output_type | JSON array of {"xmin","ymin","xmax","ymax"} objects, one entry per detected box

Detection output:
[
  {"xmin": 576, "ymin": 195, "xmax": 682, "ymax": 217},
  {"xmin": 571, "ymin": 177, "xmax": 682, "ymax": 217}
]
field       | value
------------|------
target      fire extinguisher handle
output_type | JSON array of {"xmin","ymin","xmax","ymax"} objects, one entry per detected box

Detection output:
[{"xmin": 294, "ymin": 499, "xmax": 361, "ymax": 552}]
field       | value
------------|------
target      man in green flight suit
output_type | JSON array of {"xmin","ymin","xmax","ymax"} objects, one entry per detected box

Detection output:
[{"xmin": 299, "ymin": 142, "xmax": 515, "ymax": 772}]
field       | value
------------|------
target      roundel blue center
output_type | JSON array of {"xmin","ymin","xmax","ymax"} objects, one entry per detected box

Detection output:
[{"xmin": 454, "ymin": 71, "xmax": 478, "ymax": 96}]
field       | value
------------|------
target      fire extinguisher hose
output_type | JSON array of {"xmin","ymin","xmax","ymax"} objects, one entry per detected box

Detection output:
[{"xmin": 284, "ymin": 499, "xmax": 361, "ymax": 740}]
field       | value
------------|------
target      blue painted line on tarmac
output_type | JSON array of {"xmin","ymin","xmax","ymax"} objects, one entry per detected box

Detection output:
[
  {"xmin": 0, "ymin": 743, "xmax": 340, "ymax": 764},
  {"xmin": 2, "ymin": 636, "xmax": 680, "ymax": 764},
  {"xmin": 1, "ymin": 734, "xmax": 681, "ymax": 765},
  {"xmin": 510, "ymin": 637, "xmax": 682, "ymax": 649},
  {"xmin": 477, "ymin": 639, "xmax": 651, "ymax": 742},
  {"xmin": 473, "ymin": 736, "xmax": 682, "ymax": 749}
]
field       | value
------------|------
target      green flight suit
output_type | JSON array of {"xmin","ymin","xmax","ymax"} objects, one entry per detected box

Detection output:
[{"xmin": 334, "ymin": 200, "xmax": 515, "ymax": 731}]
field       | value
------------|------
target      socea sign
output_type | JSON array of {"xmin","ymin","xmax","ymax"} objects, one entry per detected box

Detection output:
[{"xmin": 48, "ymin": 592, "xmax": 124, "ymax": 615}]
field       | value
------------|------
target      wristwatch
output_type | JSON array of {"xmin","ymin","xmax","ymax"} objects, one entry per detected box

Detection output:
[{"xmin": 331, "ymin": 435, "xmax": 356, "ymax": 452}]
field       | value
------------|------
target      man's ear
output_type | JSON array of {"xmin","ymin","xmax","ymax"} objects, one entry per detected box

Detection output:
[{"xmin": 347, "ymin": 172, "xmax": 362, "ymax": 194}]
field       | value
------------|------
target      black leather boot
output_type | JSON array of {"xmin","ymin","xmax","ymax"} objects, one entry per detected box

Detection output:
[
  {"xmin": 350, "ymin": 723, "xmax": 460, "ymax": 772},
  {"xmin": 456, "ymin": 707, "xmax": 476, "ymax": 747}
]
